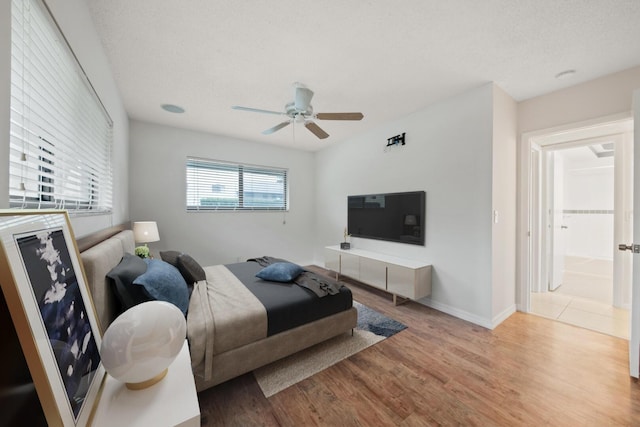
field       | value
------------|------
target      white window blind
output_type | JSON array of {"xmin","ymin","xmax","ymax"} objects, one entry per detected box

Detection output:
[
  {"xmin": 186, "ymin": 157, "xmax": 288, "ymax": 211},
  {"xmin": 9, "ymin": 0, "xmax": 113, "ymax": 212}
]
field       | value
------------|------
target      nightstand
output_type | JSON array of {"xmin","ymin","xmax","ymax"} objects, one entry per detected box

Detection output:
[{"xmin": 91, "ymin": 340, "xmax": 200, "ymax": 426}]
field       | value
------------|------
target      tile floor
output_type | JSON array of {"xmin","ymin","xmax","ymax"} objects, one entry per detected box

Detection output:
[{"xmin": 530, "ymin": 256, "xmax": 629, "ymax": 339}]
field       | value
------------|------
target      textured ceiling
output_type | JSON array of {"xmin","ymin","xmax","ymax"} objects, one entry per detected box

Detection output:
[{"xmin": 86, "ymin": 0, "xmax": 640, "ymax": 151}]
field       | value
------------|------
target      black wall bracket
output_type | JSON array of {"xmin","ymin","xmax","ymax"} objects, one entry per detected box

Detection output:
[{"xmin": 386, "ymin": 132, "xmax": 406, "ymax": 147}]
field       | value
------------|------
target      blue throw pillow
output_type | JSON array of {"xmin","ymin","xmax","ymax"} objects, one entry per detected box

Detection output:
[
  {"xmin": 256, "ymin": 262, "xmax": 304, "ymax": 282},
  {"xmin": 133, "ymin": 259, "xmax": 190, "ymax": 315}
]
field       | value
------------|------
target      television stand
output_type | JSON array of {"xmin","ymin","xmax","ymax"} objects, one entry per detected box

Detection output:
[
  {"xmin": 392, "ymin": 294, "xmax": 410, "ymax": 306},
  {"xmin": 324, "ymin": 246, "xmax": 432, "ymax": 304}
]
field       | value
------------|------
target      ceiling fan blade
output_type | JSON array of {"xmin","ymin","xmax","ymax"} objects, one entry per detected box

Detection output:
[
  {"xmin": 315, "ymin": 112, "xmax": 364, "ymax": 121},
  {"xmin": 262, "ymin": 121, "xmax": 291, "ymax": 135},
  {"xmin": 305, "ymin": 121, "xmax": 329, "ymax": 139},
  {"xmin": 295, "ymin": 87, "xmax": 314, "ymax": 112},
  {"xmin": 232, "ymin": 105, "xmax": 283, "ymax": 116}
]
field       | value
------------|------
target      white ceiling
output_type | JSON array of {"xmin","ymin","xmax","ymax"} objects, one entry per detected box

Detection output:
[{"xmin": 86, "ymin": 0, "xmax": 640, "ymax": 152}]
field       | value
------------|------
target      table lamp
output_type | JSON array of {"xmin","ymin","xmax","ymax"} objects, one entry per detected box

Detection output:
[
  {"xmin": 133, "ymin": 221, "xmax": 159, "ymax": 258},
  {"xmin": 100, "ymin": 301, "xmax": 186, "ymax": 390}
]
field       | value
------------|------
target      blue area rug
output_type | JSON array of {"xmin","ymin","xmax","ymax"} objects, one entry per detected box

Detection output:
[{"xmin": 354, "ymin": 301, "xmax": 408, "ymax": 337}]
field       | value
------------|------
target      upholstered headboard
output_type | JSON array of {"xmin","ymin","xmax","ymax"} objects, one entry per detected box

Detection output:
[{"xmin": 80, "ymin": 230, "xmax": 134, "ymax": 333}]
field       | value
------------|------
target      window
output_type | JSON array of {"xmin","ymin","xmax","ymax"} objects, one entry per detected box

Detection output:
[
  {"xmin": 186, "ymin": 157, "xmax": 288, "ymax": 211},
  {"xmin": 9, "ymin": 0, "xmax": 113, "ymax": 213}
]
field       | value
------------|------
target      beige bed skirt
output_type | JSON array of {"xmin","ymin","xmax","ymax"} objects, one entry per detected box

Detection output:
[{"xmin": 193, "ymin": 306, "xmax": 357, "ymax": 391}]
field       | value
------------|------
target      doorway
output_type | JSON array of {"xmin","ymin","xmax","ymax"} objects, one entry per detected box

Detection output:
[
  {"xmin": 523, "ymin": 117, "xmax": 634, "ymax": 340},
  {"xmin": 530, "ymin": 141, "xmax": 630, "ymax": 338}
]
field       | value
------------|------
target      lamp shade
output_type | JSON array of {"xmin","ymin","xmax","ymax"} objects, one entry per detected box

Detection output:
[
  {"xmin": 133, "ymin": 221, "xmax": 160, "ymax": 243},
  {"xmin": 100, "ymin": 301, "xmax": 186, "ymax": 389}
]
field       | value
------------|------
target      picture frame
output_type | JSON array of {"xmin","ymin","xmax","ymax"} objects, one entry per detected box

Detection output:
[{"xmin": 0, "ymin": 210, "xmax": 105, "ymax": 427}]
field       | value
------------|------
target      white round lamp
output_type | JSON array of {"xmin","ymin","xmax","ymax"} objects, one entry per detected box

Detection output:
[{"xmin": 100, "ymin": 301, "xmax": 187, "ymax": 390}]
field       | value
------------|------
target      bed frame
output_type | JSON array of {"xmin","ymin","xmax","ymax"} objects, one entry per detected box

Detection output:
[{"xmin": 79, "ymin": 228, "xmax": 357, "ymax": 391}]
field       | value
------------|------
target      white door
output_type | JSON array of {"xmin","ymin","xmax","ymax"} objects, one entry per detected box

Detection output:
[
  {"xmin": 613, "ymin": 133, "xmax": 633, "ymax": 309},
  {"xmin": 550, "ymin": 152, "xmax": 566, "ymax": 291},
  {"xmin": 628, "ymin": 89, "xmax": 640, "ymax": 378}
]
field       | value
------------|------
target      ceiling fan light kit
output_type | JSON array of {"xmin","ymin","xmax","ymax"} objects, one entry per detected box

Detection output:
[{"xmin": 232, "ymin": 83, "xmax": 363, "ymax": 140}]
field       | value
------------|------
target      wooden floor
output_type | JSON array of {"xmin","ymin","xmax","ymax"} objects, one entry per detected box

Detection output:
[{"xmin": 197, "ymin": 269, "xmax": 640, "ymax": 426}]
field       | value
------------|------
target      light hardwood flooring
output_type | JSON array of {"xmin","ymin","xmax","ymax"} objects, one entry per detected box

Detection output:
[{"xmin": 198, "ymin": 269, "xmax": 640, "ymax": 426}]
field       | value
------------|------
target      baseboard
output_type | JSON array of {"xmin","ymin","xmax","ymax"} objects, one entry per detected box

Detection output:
[
  {"xmin": 312, "ymin": 262, "xmax": 517, "ymax": 330},
  {"xmin": 491, "ymin": 304, "xmax": 516, "ymax": 329},
  {"xmin": 418, "ymin": 298, "xmax": 494, "ymax": 329}
]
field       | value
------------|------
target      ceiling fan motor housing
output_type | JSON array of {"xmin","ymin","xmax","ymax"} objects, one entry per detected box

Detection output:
[{"xmin": 285, "ymin": 101, "xmax": 313, "ymax": 119}]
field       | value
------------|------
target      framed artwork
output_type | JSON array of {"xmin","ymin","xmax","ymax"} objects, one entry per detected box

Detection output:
[{"xmin": 0, "ymin": 210, "xmax": 105, "ymax": 427}]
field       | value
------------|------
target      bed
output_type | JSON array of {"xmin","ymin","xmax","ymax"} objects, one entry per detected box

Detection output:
[{"xmin": 79, "ymin": 229, "xmax": 357, "ymax": 391}]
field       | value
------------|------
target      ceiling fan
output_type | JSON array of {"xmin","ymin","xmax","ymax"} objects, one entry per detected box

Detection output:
[{"xmin": 232, "ymin": 83, "xmax": 364, "ymax": 140}]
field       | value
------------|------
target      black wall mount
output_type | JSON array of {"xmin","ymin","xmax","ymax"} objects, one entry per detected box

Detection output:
[{"xmin": 386, "ymin": 132, "xmax": 406, "ymax": 147}]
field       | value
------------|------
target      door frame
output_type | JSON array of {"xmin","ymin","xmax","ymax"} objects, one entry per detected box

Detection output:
[{"xmin": 517, "ymin": 112, "xmax": 633, "ymax": 312}]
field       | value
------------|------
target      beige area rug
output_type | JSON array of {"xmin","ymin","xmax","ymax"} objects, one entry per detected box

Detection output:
[
  {"xmin": 253, "ymin": 328, "xmax": 384, "ymax": 397},
  {"xmin": 253, "ymin": 301, "xmax": 408, "ymax": 397}
]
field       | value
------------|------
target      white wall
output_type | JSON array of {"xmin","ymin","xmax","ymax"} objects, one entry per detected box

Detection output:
[
  {"xmin": 518, "ymin": 65, "xmax": 640, "ymax": 134},
  {"xmin": 315, "ymin": 84, "xmax": 497, "ymax": 326},
  {"xmin": 491, "ymin": 85, "xmax": 517, "ymax": 324},
  {"xmin": 559, "ymin": 148, "xmax": 614, "ymax": 260},
  {"xmin": 128, "ymin": 120, "xmax": 317, "ymax": 266},
  {"xmin": 0, "ymin": 0, "xmax": 130, "ymax": 237}
]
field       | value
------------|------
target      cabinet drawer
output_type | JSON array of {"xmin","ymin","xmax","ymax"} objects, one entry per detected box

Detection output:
[
  {"xmin": 324, "ymin": 248, "xmax": 340, "ymax": 272},
  {"xmin": 387, "ymin": 265, "xmax": 416, "ymax": 299},
  {"xmin": 359, "ymin": 257, "xmax": 387, "ymax": 290},
  {"xmin": 340, "ymin": 253, "xmax": 360, "ymax": 279}
]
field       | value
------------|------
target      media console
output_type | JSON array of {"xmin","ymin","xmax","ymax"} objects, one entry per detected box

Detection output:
[{"xmin": 324, "ymin": 246, "xmax": 432, "ymax": 305}]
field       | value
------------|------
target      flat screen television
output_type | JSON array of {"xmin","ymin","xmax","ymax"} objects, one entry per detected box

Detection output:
[{"xmin": 348, "ymin": 191, "xmax": 425, "ymax": 245}]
